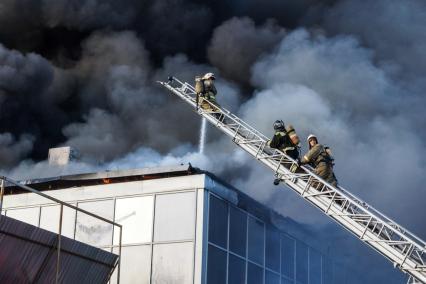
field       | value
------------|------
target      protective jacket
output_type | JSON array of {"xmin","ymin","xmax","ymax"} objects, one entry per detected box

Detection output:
[
  {"xmin": 268, "ymin": 131, "xmax": 300, "ymax": 160},
  {"xmin": 301, "ymin": 144, "xmax": 337, "ymax": 186}
]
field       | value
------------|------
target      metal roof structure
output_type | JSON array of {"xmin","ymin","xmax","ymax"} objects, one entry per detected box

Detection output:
[
  {"xmin": 0, "ymin": 208, "xmax": 118, "ymax": 283},
  {"xmin": 4, "ymin": 164, "xmax": 196, "ymax": 193}
]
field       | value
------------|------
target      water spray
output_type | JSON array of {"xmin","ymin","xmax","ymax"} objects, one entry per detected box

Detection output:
[{"xmin": 199, "ymin": 117, "xmax": 207, "ymax": 154}]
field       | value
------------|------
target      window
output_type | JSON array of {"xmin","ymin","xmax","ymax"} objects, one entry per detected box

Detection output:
[
  {"xmin": 207, "ymin": 244, "xmax": 227, "ymax": 284},
  {"xmin": 281, "ymin": 235, "xmax": 295, "ymax": 279},
  {"xmin": 248, "ymin": 216, "xmax": 264, "ymax": 265},
  {"xmin": 6, "ymin": 207, "xmax": 40, "ymax": 226},
  {"xmin": 228, "ymin": 254, "xmax": 245, "ymax": 284},
  {"xmin": 266, "ymin": 270, "xmax": 280, "ymax": 284},
  {"xmin": 322, "ymin": 257, "xmax": 333, "ymax": 284},
  {"xmin": 76, "ymin": 200, "xmax": 114, "ymax": 247},
  {"xmin": 114, "ymin": 196, "xmax": 154, "ymax": 245},
  {"xmin": 229, "ymin": 206, "xmax": 247, "ymax": 257},
  {"xmin": 282, "ymin": 277, "xmax": 294, "ymax": 284},
  {"xmin": 154, "ymin": 192, "xmax": 196, "ymax": 242},
  {"xmin": 247, "ymin": 262, "xmax": 263, "ymax": 284},
  {"xmin": 332, "ymin": 262, "xmax": 346, "ymax": 284},
  {"xmin": 208, "ymin": 195, "xmax": 228, "ymax": 248},
  {"xmin": 309, "ymin": 249, "xmax": 322, "ymax": 284},
  {"xmin": 266, "ymin": 226, "xmax": 280, "ymax": 272},
  {"xmin": 110, "ymin": 245, "xmax": 151, "ymax": 284},
  {"xmin": 40, "ymin": 205, "xmax": 76, "ymax": 239},
  {"xmin": 152, "ymin": 242, "xmax": 194, "ymax": 284},
  {"xmin": 296, "ymin": 242, "xmax": 308, "ymax": 284}
]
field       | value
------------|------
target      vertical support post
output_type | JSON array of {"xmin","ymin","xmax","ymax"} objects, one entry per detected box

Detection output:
[
  {"xmin": 0, "ymin": 178, "xmax": 5, "ymax": 218},
  {"xmin": 56, "ymin": 204, "xmax": 64, "ymax": 284},
  {"xmin": 117, "ymin": 226, "xmax": 122, "ymax": 284}
]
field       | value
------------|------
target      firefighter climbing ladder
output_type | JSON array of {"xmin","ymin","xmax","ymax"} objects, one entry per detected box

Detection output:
[{"xmin": 158, "ymin": 77, "xmax": 426, "ymax": 284}]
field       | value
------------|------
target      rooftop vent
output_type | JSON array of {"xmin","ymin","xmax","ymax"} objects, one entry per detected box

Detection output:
[{"xmin": 48, "ymin": 146, "xmax": 79, "ymax": 165}]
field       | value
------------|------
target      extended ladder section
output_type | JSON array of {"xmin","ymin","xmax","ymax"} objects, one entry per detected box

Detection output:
[{"xmin": 158, "ymin": 77, "xmax": 426, "ymax": 283}]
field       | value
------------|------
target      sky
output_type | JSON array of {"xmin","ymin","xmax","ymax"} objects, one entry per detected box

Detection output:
[{"xmin": 1, "ymin": 0, "xmax": 425, "ymax": 282}]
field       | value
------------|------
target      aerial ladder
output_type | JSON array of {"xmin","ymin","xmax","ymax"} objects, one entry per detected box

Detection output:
[{"xmin": 158, "ymin": 77, "xmax": 426, "ymax": 284}]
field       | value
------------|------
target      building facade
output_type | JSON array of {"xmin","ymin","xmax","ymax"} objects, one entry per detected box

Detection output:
[{"xmin": 2, "ymin": 165, "xmax": 354, "ymax": 283}]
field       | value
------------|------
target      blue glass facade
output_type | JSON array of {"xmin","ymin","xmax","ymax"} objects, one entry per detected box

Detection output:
[{"xmin": 206, "ymin": 193, "xmax": 347, "ymax": 284}]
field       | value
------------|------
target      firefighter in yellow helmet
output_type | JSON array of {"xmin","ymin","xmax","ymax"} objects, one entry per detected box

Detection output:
[
  {"xmin": 299, "ymin": 134, "xmax": 338, "ymax": 187},
  {"xmin": 195, "ymin": 72, "xmax": 219, "ymax": 111}
]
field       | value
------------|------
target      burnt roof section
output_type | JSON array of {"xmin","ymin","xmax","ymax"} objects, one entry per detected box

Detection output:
[{"xmin": 4, "ymin": 164, "xmax": 197, "ymax": 194}]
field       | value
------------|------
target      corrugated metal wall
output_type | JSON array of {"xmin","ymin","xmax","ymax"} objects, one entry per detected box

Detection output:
[{"xmin": 0, "ymin": 215, "xmax": 118, "ymax": 283}]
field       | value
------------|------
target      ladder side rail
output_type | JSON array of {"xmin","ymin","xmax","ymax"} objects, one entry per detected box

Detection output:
[
  {"xmin": 273, "ymin": 172, "xmax": 425, "ymax": 281},
  {"xmin": 337, "ymin": 183, "xmax": 426, "ymax": 247},
  {"xmin": 247, "ymin": 147, "xmax": 422, "ymax": 272}
]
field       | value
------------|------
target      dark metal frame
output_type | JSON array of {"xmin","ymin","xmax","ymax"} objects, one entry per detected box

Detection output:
[{"xmin": 0, "ymin": 176, "xmax": 123, "ymax": 284}]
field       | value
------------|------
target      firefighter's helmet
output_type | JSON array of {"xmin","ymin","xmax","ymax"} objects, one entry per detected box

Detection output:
[
  {"xmin": 202, "ymin": 72, "xmax": 215, "ymax": 80},
  {"xmin": 307, "ymin": 134, "xmax": 317, "ymax": 142},
  {"xmin": 273, "ymin": 120, "xmax": 285, "ymax": 131},
  {"xmin": 307, "ymin": 134, "xmax": 318, "ymax": 149}
]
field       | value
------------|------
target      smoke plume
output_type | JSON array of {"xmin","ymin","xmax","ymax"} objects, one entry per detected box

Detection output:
[
  {"xmin": 1, "ymin": 1, "xmax": 425, "ymax": 282},
  {"xmin": 208, "ymin": 17, "xmax": 285, "ymax": 86}
]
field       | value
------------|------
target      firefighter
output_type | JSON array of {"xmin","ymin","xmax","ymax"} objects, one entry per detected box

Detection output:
[
  {"xmin": 299, "ymin": 134, "xmax": 338, "ymax": 187},
  {"xmin": 195, "ymin": 72, "xmax": 219, "ymax": 111},
  {"xmin": 267, "ymin": 120, "xmax": 300, "ymax": 160},
  {"xmin": 268, "ymin": 120, "xmax": 301, "ymax": 185}
]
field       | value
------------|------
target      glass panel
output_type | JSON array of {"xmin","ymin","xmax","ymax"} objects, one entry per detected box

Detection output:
[
  {"xmin": 281, "ymin": 235, "xmax": 295, "ymax": 279},
  {"xmin": 248, "ymin": 216, "xmax": 264, "ymax": 265},
  {"xmin": 247, "ymin": 262, "xmax": 263, "ymax": 284},
  {"xmin": 207, "ymin": 244, "xmax": 227, "ymax": 284},
  {"xmin": 154, "ymin": 192, "xmax": 196, "ymax": 242},
  {"xmin": 6, "ymin": 207, "xmax": 40, "ymax": 226},
  {"xmin": 332, "ymin": 262, "xmax": 346, "ymax": 284},
  {"xmin": 296, "ymin": 242, "xmax": 308, "ymax": 284},
  {"xmin": 266, "ymin": 270, "xmax": 280, "ymax": 284},
  {"xmin": 309, "ymin": 249, "xmax": 322, "ymax": 284},
  {"xmin": 282, "ymin": 277, "xmax": 294, "ymax": 284},
  {"xmin": 265, "ymin": 226, "xmax": 280, "ymax": 272},
  {"xmin": 152, "ymin": 242, "xmax": 194, "ymax": 284},
  {"xmin": 208, "ymin": 195, "xmax": 228, "ymax": 248},
  {"xmin": 40, "ymin": 205, "xmax": 76, "ymax": 239},
  {"xmin": 76, "ymin": 199, "xmax": 114, "ymax": 247},
  {"xmin": 114, "ymin": 196, "xmax": 154, "ymax": 245},
  {"xmin": 229, "ymin": 206, "xmax": 247, "ymax": 257},
  {"xmin": 228, "ymin": 254, "xmax": 245, "ymax": 284},
  {"xmin": 110, "ymin": 245, "xmax": 151, "ymax": 284},
  {"xmin": 323, "ymin": 257, "xmax": 333, "ymax": 284}
]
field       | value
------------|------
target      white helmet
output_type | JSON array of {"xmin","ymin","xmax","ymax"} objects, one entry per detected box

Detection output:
[
  {"xmin": 202, "ymin": 72, "xmax": 215, "ymax": 80},
  {"xmin": 307, "ymin": 134, "xmax": 317, "ymax": 142}
]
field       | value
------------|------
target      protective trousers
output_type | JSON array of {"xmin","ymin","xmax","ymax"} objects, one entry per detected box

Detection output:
[{"xmin": 315, "ymin": 162, "xmax": 338, "ymax": 187}]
